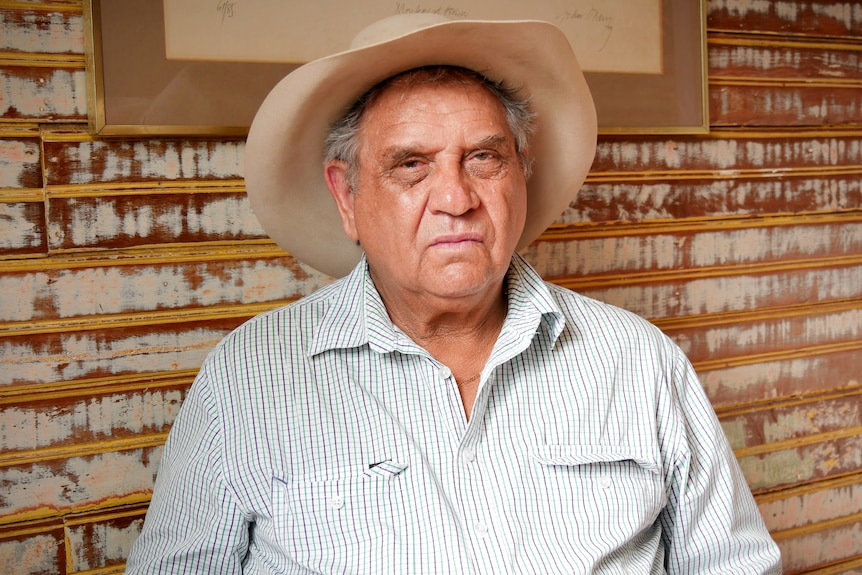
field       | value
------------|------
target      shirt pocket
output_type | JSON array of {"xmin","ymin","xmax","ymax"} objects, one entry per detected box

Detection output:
[
  {"xmin": 270, "ymin": 465, "xmax": 409, "ymax": 573},
  {"xmin": 525, "ymin": 444, "xmax": 666, "ymax": 550}
]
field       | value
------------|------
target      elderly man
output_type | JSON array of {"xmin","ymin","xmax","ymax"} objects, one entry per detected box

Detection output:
[{"xmin": 126, "ymin": 13, "xmax": 781, "ymax": 575}]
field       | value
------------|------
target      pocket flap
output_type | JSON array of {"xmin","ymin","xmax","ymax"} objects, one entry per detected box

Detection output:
[{"xmin": 531, "ymin": 444, "xmax": 660, "ymax": 473}]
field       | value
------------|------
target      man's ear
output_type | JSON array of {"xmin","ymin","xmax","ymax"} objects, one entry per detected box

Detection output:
[{"xmin": 324, "ymin": 161, "xmax": 359, "ymax": 242}]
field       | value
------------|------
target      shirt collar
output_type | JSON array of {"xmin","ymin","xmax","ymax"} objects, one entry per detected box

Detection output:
[
  {"xmin": 309, "ymin": 253, "xmax": 566, "ymax": 357},
  {"xmin": 501, "ymin": 253, "xmax": 566, "ymax": 348}
]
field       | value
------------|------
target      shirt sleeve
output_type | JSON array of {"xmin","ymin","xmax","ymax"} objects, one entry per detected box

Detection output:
[
  {"xmin": 658, "ymin": 347, "xmax": 782, "ymax": 574},
  {"xmin": 125, "ymin": 365, "xmax": 250, "ymax": 574}
]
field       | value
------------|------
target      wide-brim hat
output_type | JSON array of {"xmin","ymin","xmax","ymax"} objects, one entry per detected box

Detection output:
[{"xmin": 245, "ymin": 13, "xmax": 597, "ymax": 278}]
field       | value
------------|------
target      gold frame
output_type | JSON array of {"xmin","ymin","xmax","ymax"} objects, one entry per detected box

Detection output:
[{"xmin": 84, "ymin": 0, "xmax": 708, "ymax": 137}]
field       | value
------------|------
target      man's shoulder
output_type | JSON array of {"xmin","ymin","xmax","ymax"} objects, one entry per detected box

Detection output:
[
  {"xmin": 545, "ymin": 281, "xmax": 666, "ymax": 341},
  {"xmin": 217, "ymin": 276, "xmax": 349, "ymax": 350}
]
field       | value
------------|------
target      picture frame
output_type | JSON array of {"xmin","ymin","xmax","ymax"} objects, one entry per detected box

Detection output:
[{"xmin": 84, "ymin": 0, "xmax": 708, "ymax": 137}]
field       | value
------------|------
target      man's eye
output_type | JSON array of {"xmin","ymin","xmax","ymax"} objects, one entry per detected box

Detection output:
[
  {"xmin": 389, "ymin": 158, "xmax": 429, "ymax": 186},
  {"xmin": 466, "ymin": 150, "xmax": 506, "ymax": 177}
]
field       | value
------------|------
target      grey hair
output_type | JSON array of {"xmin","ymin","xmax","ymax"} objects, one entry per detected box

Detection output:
[{"xmin": 324, "ymin": 66, "xmax": 536, "ymax": 189}]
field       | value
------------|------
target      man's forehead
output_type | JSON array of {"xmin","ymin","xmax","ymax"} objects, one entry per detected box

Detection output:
[{"xmin": 360, "ymin": 81, "xmax": 511, "ymax": 137}]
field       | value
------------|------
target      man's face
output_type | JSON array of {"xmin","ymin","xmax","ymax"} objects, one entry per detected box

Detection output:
[{"xmin": 326, "ymin": 79, "xmax": 528, "ymax": 305}]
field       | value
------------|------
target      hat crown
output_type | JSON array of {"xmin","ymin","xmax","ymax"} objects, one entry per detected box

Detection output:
[
  {"xmin": 349, "ymin": 13, "xmax": 450, "ymax": 50},
  {"xmin": 246, "ymin": 15, "xmax": 596, "ymax": 277}
]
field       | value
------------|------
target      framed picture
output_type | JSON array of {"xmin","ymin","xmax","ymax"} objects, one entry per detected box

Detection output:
[{"xmin": 84, "ymin": 0, "xmax": 707, "ymax": 136}]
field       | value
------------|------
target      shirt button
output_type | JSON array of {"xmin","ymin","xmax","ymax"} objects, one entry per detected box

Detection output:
[
  {"xmin": 438, "ymin": 366, "xmax": 452, "ymax": 380},
  {"xmin": 462, "ymin": 447, "xmax": 476, "ymax": 464},
  {"xmin": 598, "ymin": 476, "xmax": 612, "ymax": 489},
  {"xmin": 329, "ymin": 495, "xmax": 344, "ymax": 510},
  {"xmin": 474, "ymin": 521, "xmax": 489, "ymax": 537}
]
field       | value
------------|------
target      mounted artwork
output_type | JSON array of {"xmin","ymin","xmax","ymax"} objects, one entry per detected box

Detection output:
[{"xmin": 84, "ymin": 0, "xmax": 708, "ymax": 136}]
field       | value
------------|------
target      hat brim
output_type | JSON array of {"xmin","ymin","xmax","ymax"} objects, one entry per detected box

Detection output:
[{"xmin": 245, "ymin": 18, "xmax": 597, "ymax": 278}]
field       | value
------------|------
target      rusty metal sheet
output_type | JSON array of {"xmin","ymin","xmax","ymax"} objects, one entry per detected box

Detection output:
[
  {"xmin": 64, "ymin": 504, "xmax": 146, "ymax": 574},
  {"xmin": 0, "ymin": 379, "xmax": 188, "ymax": 454},
  {"xmin": 700, "ymin": 347, "xmax": 862, "ymax": 407},
  {"xmin": 562, "ymin": 175, "xmax": 862, "ymax": 225},
  {"xmin": 568, "ymin": 261, "xmax": 862, "ymax": 320},
  {"xmin": 0, "ymin": 200, "xmax": 45, "ymax": 256},
  {"xmin": 711, "ymin": 83, "xmax": 862, "ymax": 127},
  {"xmin": 720, "ymin": 389, "xmax": 862, "ymax": 451},
  {"xmin": 708, "ymin": 0, "xmax": 862, "ymax": 39},
  {"xmin": 0, "ymin": 518, "xmax": 65, "ymax": 574},
  {"xmin": 43, "ymin": 139, "xmax": 245, "ymax": 185},
  {"xmin": 738, "ymin": 432, "xmax": 862, "ymax": 492},
  {"xmin": 0, "ymin": 137, "xmax": 41, "ymax": 188},
  {"xmin": 776, "ymin": 518, "xmax": 862, "ymax": 574},
  {"xmin": 528, "ymin": 216, "xmax": 862, "ymax": 279},
  {"xmin": 0, "ymin": 65, "xmax": 86, "ymax": 123},
  {"xmin": 662, "ymin": 303, "xmax": 862, "ymax": 365},
  {"xmin": 756, "ymin": 474, "xmax": 862, "ymax": 533},
  {"xmin": 709, "ymin": 38, "xmax": 862, "ymax": 82},
  {"xmin": 0, "ymin": 5, "xmax": 83, "ymax": 54},
  {"xmin": 0, "ymin": 318, "xmax": 240, "ymax": 386},
  {"xmin": 592, "ymin": 133, "xmax": 862, "ymax": 173},
  {"xmin": 0, "ymin": 251, "xmax": 328, "ymax": 323},
  {"xmin": 46, "ymin": 189, "xmax": 266, "ymax": 250},
  {"xmin": 0, "ymin": 445, "xmax": 161, "ymax": 524}
]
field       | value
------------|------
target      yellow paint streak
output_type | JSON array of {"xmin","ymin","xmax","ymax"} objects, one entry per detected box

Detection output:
[
  {"xmin": 0, "ymin": 2, "xmax": 83, "ymax": 13},
  {"xmin": 755, "ymin": 472, "xmax": 862, "ymax": 505},
  {"xmin": 555, "ymin": 253, "xmax": 862, "ymax": 293},
  {"xmin": 586, "ymin": 164, "xmax": 862, "ymax": 183},
  {"xmin": 0, "ymin": 370, "xmax": 196, "ymax": 405},
  {"xmin": 0, "ymin": 432, "xmax": 168, "ymax": 468},
  {"xmin": 70, "ymin": 566, "xmax": 126, "ymax": 575},
  {"xmin": 62, "ymin": 505, "xmax": 147, "ymax": 528},
  {"xmin": 0, "ymin": 189, "xmax": 43, "ymax": 202},
  {"xmin": 717, "ymin": 383, "xmax": 862, "ymax": 419},
  {"xmin": 771, "ymin": 510, "xmax": 862, "ymax": 541},
  {"xmin": 544, "ymin": 212, "xmax": 862, "ymax": 240},
  {"xmin": 0, "ymin": 51, "xmax": 84, "ymax": 67},
  {"xmin": 45, "ymin": 180, "xmax": 246, "ymax": 198},
  {"xmin": 0, "ymin": 300, "xmax": 286, "ymax": 337},
  {"xmin": 694, "ymin": 339, "xmax": 862, "ymax": 372},
  {"xmin": 709, "ymin": 34, "xmax": 862, "ymax": 52},
  {"xmin": 0, "ymin": 241, "xmax": 286, "ymax": 274},
  {"xmin": 0, "ymin": 521, "xmax": 61, "ymax": 539},
  {"xmin": 711, "ymin": 76, "xmax": 862, "ymax": 89},
  {"xmin": 0, "ymin": 493, "xmax": 152, "ymax": 528},
  {"xmin": 800, "ymin": 555, "xmax": 862, "ymax": 575},
  {"xmin": 735, "ymin": 425, "xmax": 862, "ymax": 459}
]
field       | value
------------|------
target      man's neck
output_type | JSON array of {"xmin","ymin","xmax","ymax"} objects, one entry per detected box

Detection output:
[{"xmin": 375, "ymin": 278, "xmax": 507, "ymax": 350}]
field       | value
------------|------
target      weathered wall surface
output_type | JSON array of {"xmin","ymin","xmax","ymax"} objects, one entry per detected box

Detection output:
[{"xmin": 1, "ymin": 1, "xmax": 861, "ymax": 573}]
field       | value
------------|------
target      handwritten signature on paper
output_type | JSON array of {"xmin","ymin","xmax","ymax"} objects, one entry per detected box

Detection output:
[
  {"xmin": 556, "ymin": 7, "xmax": 614, "ymax": 51},
  {"xmin": 217, "ymin": 0, "xmax": 236, "ymax": 25},
  {"xmin": 394, "ymin": 2, "xmax": 469, "ymax": 17}
]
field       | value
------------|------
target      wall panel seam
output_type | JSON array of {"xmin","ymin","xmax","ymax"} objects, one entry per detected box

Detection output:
[
  {"xmin": 733, "ymin": 425, "xmax": 862, "ymax": 459},
  {"xmin": 770, "ymin": 510, "xmax": 862, "ymax": 541},
  {"xmin": 694, "ymin": 339, "xmax": 862, "ymax": 372},
  {"xmin": 0, "ymin": 432, "xmax": 168, "ymax": 468},
  {"xmin": 755, "ymin": 471, "xmax": 862, "ymax": 504}
]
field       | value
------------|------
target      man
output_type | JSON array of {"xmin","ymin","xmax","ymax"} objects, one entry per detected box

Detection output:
[{"xmin": 126, "ymin": 13, "xmax": 781, "ymax": 574}]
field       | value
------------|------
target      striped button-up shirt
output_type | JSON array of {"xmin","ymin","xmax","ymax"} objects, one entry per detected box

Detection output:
[{"xmin": 126, "ymin": 254, "xmax": 781, "ymax": 574}]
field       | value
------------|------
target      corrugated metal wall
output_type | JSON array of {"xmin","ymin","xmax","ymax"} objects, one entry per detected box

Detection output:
[{"xmin": 1, "ymin": 1, "xmax": 860, "ymax": 573}]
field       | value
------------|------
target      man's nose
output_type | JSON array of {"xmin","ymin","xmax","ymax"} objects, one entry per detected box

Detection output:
[{"xmin": 427, "ymin": 161, "xmax": 480, "ymax": 216}]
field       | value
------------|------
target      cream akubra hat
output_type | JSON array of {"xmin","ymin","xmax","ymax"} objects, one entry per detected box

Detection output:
[{"xmin": 244, "ymin": 13, "xmax": 597, "ymax": 278}]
